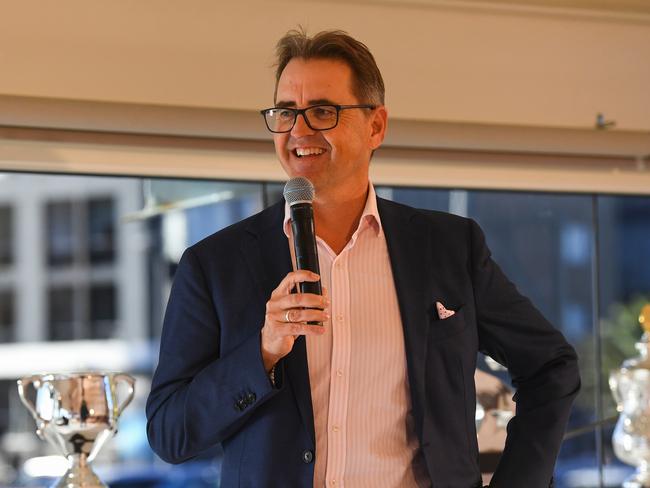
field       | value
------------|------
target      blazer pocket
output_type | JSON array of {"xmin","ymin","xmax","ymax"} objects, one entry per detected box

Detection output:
[{"xmin": 428, "ymin": 306, "xmax": 467, "ymax": 341}]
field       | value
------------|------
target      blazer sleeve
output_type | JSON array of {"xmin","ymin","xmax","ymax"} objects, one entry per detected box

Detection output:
[
  {"xmin": 145, "ymin": 247, "xmax": 281, "ymax": 464},
  {"xmin": 468, "ymin": 219, "xmax": 581, "ymax": 488}
]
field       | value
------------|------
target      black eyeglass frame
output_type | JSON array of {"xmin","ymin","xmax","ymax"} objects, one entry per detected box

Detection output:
[{"xmin": 259, "ymin": 104, "xmax": 377, "ymax": 133}]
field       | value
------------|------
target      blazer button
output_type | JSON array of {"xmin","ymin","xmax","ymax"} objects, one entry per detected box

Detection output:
[
  {"xmin": 245, "ymin": 392, "xmax": 256, "ymax": 405},
  {"xmin": 235, "ymin": 399, "xmax": 246, "ymax": 411},
  {"xmin": 302, "ymin": 449, "xmax": 314, "ymax": 464}
]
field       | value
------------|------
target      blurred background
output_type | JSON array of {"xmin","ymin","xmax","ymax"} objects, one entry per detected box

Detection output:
[{"xmin": 0, "ymin": 1, "xmax": 649, "ymax": 487}]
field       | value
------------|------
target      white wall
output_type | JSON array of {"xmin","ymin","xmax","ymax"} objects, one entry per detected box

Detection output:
[{"xmin": 1, "ymin": 0, "xmax": 649, "ymax": 131}]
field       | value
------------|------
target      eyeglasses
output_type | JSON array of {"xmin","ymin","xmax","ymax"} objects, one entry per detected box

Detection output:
[{"xmin": 260, "ymin": 104, "xmax": 376, "ymax": 133}]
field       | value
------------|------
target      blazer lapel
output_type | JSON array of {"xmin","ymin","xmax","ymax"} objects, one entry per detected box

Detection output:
[
  {"xmin": 377, "ymin": 198, "xmax": 434, "ymax": 438},
  {"xmin": 243, "ymin": 202, "xmax": 316, "ymax": 445}
]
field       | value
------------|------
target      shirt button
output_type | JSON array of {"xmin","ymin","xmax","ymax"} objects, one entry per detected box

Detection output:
[
  {"xmin": 336, "ymin": 370, "xmax": 343, "ymax": 377},
  {"xmin": 330, "ymin": 480, "xmax": 337, "ymax": 485},
  {"xmin": 336, "ymin": 315, "xmax": 343, "ymax": 321},
  {"xmin": 302, "ymin": 449, "xmax": 314, "ymax": 464},
  {"xmin": 332, "ymin": 426, "xmax": 340, "ymax": 433}
]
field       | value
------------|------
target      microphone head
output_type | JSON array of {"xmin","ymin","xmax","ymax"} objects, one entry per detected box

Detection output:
[{"xmin": 283, "ymin": 177, "xmax": 315, "ymax": 206}]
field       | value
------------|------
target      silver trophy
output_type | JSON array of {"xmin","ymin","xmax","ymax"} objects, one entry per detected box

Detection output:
[
  {"xmin": 17, "ymin": 372, "xmax": 135, "ymax": 488},
  {"xmin": 610, "ymin": 304, "xmax": 650, "ymax": 488}
]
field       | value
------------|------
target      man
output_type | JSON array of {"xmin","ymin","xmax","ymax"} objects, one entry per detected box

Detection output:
[{"xmin": 146, "ymin": 29, "xmax": 580, "ymax": 487}]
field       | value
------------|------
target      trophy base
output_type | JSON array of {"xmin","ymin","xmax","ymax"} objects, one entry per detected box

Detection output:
[{"xmin": 52, "ymin": 465, "xmax": 108, "ymax": 488}]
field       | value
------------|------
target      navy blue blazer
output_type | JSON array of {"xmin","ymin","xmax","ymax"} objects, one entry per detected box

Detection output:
[{"xmin": 146, "ymin": 197, "xmax": 580, "ymax": 488}]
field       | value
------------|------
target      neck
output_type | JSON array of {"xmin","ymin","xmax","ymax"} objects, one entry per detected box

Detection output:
[{"xmin": 312, "ymin": 183, "xmax": 369, "ymax": 254}]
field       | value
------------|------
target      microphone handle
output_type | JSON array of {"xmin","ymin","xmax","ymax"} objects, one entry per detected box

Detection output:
[{"xmin": 290, "ymin": 203, "xmax": 323, "ymax": 298}]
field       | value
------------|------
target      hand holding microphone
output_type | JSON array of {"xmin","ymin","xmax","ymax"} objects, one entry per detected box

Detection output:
[{"xmin": 260, "ymin": 177, "xmax": 328, "ymax": 372}]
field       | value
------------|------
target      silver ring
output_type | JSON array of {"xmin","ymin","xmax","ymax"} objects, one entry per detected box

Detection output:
[{"xmin": 285, "ymin": 310, "xmax": 292, "ymax": 323}]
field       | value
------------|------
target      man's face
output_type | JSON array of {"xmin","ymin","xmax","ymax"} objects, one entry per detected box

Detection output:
[{"xmin": 272, "ymin": 58, "xmax": 386, "ymax": 199}]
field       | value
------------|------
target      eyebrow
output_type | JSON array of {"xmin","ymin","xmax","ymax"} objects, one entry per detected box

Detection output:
[{"xmin": 275, "ymin": 98, "xmax": 337, "ymax": 108}]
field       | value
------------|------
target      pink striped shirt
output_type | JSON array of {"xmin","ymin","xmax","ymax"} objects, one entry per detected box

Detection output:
[{"xmin": 284, "ymin": 183, "xmax": 430, "ymax": 488}]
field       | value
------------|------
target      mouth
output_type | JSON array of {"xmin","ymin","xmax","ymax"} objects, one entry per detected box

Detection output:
[{"xmin": 292, "ymin": 147, "xmax": 326, "ymax": 158}]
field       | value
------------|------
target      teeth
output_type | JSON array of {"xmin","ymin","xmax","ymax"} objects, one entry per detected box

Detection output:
[{"xmin": 295, "ymin": 147, "xmax": 324, "ymax": 157}]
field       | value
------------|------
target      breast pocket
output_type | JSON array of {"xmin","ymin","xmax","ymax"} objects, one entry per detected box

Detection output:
[{"xmin": 428, "ymin": 305, "xmax": 467, "ymax": 341}]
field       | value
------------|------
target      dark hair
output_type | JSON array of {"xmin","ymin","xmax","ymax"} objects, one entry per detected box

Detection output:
[{"xmin": 274, "ymin": 28, "xmax": 385, "ymax": 105}]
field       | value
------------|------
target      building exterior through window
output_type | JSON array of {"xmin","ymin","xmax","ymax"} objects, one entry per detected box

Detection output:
[{"xmin": 0, "ymin": 172, "xmax": 648, "ymax": 487}]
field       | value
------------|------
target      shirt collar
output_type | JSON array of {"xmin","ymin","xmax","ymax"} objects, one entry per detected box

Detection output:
[{"xmin": 283, "ymin": 181, "xmax": 382, "ymax": 238}]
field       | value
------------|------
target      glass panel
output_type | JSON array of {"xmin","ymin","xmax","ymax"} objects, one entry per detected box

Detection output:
[
  {"xmin": 88, "ymin": 197, "xmax": 115, "ymax": 264},
  {"xmin": 376, "ymin": 186, "xmax": 452, "ymax": 213},
  {"xmin": 467, "ymin": 192, "xmax": 594, "ymax": 340},
  {"xmin": 0, "ymin": 206, "xmax": 12, "ymax": 267},
  {"xmin": 1, "ymin": 170, "xmax": 648, "ymax": 488},
  {"xmin": 46, "ymin": 201, "xmax": 76, "ymax": 267},
  {"xmin": 554, "ymin": 431, "xmax": 600, "ymax": 488},
  {"xmin": 48, "ymin": 286, "xmax": 75, "ymax": 341},
  {"xmin": 0, "ymin": 290, "xmax": 13, "ymax": 343},
  {"xmin": 598, "ymin": 195, "xmax": 650, "ymax": 482},
  {"xmin": 601, "ymin": 423, "xmax": 636, "ymax": 485},
  {"xmin": 0, "ymin": 380, "xmax": 10, "ymax": 437},
  {"xmin": 469, "ymin": 192, "xmax": 597, "ymax": 485},
  {"xmin": 264, "ymin": 182, "xmax": 284, "ymax": 207},
  {"xmin": 89, "ymin": 283, "xmax": 116, "ymax": 339},
  {"xmin": 0, "ymin": 173, "xmax": 266, "ymax": 487}
]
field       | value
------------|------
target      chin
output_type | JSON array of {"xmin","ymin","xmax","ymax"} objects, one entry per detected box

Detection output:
[{"xmin": 284, "ymin": 165, "xmax": 319, "ymax": 180}]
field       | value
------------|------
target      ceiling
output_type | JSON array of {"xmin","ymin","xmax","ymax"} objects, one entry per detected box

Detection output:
[
  {"xmin": 467, "ymin": 0, "xmax": 650, "ymax": 14},
  {"xmin": 332, "ymin": 0, "xmax": 650, "ymax": 18}
]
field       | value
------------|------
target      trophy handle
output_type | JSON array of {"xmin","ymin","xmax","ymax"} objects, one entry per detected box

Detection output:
[
  {"xmin": 16, "ymin": 376, "xmax": 46, "ymax": 425},
  {"xmin": 113, "ymin": 373, "xmax": 135, "ymax": 417}
]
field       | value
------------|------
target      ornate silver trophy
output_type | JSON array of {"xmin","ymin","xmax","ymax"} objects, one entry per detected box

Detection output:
[
  {"xmin": 610, "ymin": 304, "xmax": 650, "ymax": 488},
  {"xmin": 17, "ymin": 372, "xmax": 135, "ymax": 488}
]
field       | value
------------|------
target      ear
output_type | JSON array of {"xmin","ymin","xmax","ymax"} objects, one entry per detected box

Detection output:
[{"xmin": 369, "ymin": 106, "xmax": 388, "ymax": 150}]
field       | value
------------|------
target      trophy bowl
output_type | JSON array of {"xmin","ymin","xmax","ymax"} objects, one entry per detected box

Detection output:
[{"xmin": 17, "ymin": 372, "xmax": 135, "ymax": 488}]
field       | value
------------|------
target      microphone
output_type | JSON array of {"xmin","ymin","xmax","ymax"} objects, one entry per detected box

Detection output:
[{"xmin": 283, "ymin": 177, "xmax": 323, "ymax": 302}]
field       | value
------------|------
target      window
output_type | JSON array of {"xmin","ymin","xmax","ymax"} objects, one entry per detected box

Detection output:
[
  {"xmin": 90, "ymin": 283, "xmax": 116, "ymax": 339},
  {"xmin": 47, "ymin": 197, "xmax": 116, "ymax": 266},
  {"xmin": 598, "ymin": 196, "xmax": 650, "ymax": 479},
  {"xmin": 0, "ymin": 380, "xmax": 12, "ymax": 433},
  {"xmin": 0, "ymin": 290, "xmax": 13, "ymax": 342},
  {"xmin": 0, "ymin": 206, "xmax": 12, "ymax": 266},
  {"xmin": 0, "ymin": 171, "xmax": 648, "ymax": 488},
  {"xmin": 46, "ymin": 201, "xmax": 76, "ymax": 266},
  {"xmin": 48, "ymin": 286, "xmax": 75, "ymax": 341},
  {"xmin": 44, "ymin": 196, "xmax": 119, "ymax": 340},
  {"xmin": 88, "ymin": 198, "xmax": 115, "ymax": 264}
]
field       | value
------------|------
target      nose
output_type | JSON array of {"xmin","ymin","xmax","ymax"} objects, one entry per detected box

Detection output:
[{"xmin": 290, "ymin": 112, "xmax": 315, "ymax": 137}]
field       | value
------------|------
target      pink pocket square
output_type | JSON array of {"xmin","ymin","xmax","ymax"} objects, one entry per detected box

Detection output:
[{"xmin": 436, "ymin": 301, "xmax": 455, "ymax": 320}]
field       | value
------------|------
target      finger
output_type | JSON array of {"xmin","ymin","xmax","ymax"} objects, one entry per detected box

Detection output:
[
  {"xmin": 285, "ymin": 308, "xmax": 300, "ymax": 323},
  {"xmin": 268, "ymin": 292, "xmax": 328, "ymax": 313},
  {"xmin": 282, "ymin": 322, "xmax": 327, "ymax": 336},
  {"xmin": 278, "ymin": 308, "xmax": 329, "ymax": 324},
  {"xmin": 271, "ymin": 270, "xmax": 320, "ymax": 298},
  {"xmin": 263, "ymin": 317, "xmax": 326, "ymax": 340}
]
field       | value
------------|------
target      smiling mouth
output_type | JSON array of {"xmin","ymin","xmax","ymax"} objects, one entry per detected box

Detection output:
[{"xmin": 293, "ymin": 147, "xmax": 325, "ymax": 158}]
